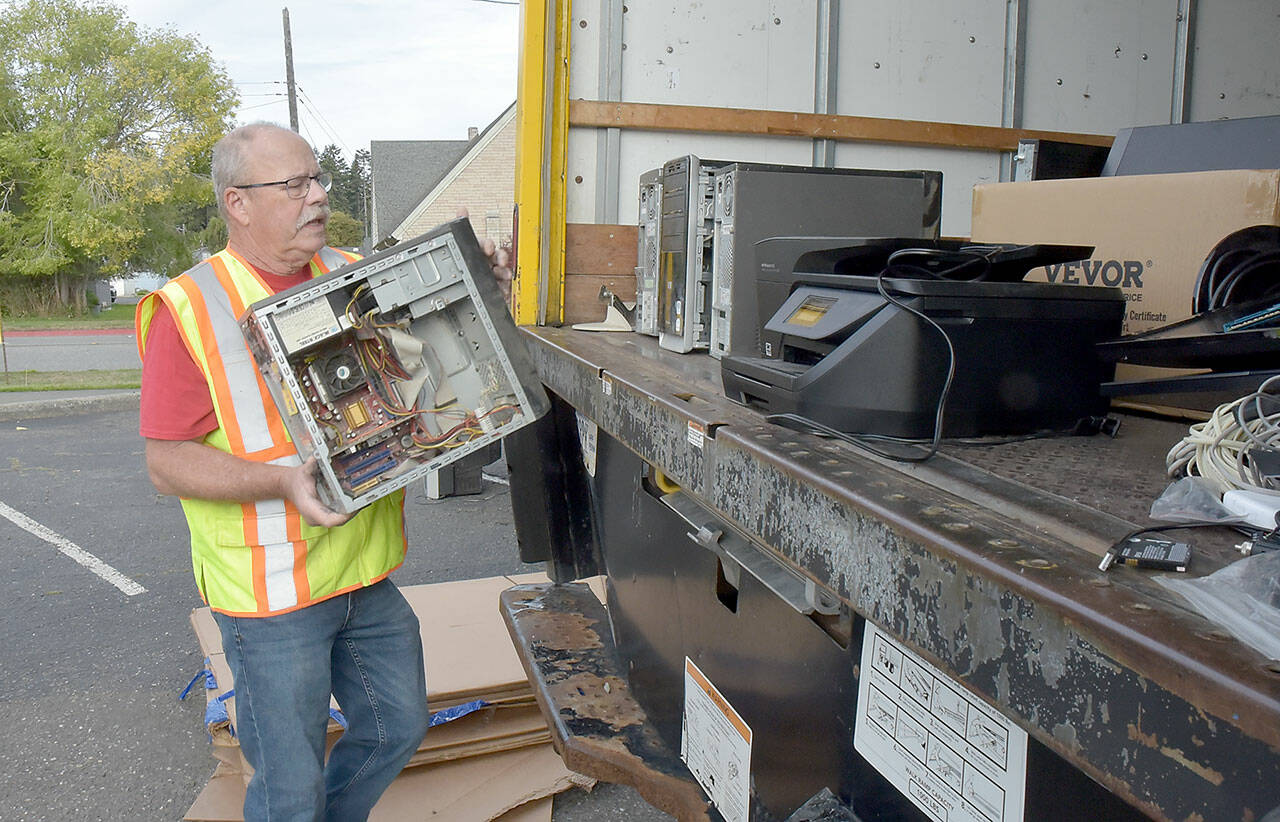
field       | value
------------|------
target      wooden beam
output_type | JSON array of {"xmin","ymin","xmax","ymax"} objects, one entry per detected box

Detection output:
[
  {"xmin": 565, "ymin": 223, "xmax": 637, "ymax": 275},
  {"xmin": 564, "ymin": 223, "xmax": 638, "ymax": 325},
  {"xmin": 564, "ymin": 275, "xmax": 637, "ymax": 325},
  {"xmin": 569, "ymin": 100, "xmax": 1112, "ymax": 153}
]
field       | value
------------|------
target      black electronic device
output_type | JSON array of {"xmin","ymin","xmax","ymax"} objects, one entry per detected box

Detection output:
[
  {"xmin": 708, "ymin": 163, "xmax": 941, "ymax": 359},
  {"xmin": 721, "ymin": 240, "xmax": 1124, "ymax": 439},
  {"xmin": 1098, "ymin": 536, "xmax": 1191, "ymax": 573},
  {"xmin": 634, "ymin": 158, "xmax": 943, "ymax": 358},
  {"xmin": 1102, "ymin": 115, "xmax": 1280, "ymax": 177},
  {"xmin": 1096, "ymin": 296, "xmax": 1280, "ymax": 371},
  {"xmin": 752, "ymin": 237, "xmax": 1099, "ymax": 360},
  {"xmin": 1014, "ymin": 138, "xmax": 1109, "ymax": 181},
  {"xmin": 1100, "ymin": 369, "xmax": 1280, "ymax": 414}
]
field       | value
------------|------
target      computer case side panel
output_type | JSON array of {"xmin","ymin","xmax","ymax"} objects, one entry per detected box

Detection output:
[
  {"xmin": 634, "ymin": 168, "xmax": 663, "ymax": 337},
  {"xmin": 713, "ymin": 166, "xmax": 944, "ymax": 360}
]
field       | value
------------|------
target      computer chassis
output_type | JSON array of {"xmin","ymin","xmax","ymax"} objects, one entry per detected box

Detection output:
[{"xmin": 240, "ymin": 217, "xmax": 548, "ymax": 514}]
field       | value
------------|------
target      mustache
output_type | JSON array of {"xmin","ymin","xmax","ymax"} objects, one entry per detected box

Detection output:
[{"xmin": 297, "ymin": 204, "xmax": 331, "ymax": 230}]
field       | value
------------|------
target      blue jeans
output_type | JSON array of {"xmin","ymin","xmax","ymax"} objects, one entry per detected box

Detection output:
[{"xmin": 213, "ymin": 579, "xmax": 429, "ymax": 822}]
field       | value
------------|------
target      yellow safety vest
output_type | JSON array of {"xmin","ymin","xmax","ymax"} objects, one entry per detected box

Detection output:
[{"xmin": 136, "ymin": 247, "xmax": 408, "ymax": 617}]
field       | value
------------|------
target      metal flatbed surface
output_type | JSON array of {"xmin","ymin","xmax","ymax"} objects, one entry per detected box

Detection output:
[{"xmin": 520, "ymin": 326, "xmax": 1280, "ymax": 822}]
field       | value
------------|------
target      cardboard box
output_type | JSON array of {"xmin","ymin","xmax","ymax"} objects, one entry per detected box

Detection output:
[
  {"xmin": 184, "ymin": 574, "xmax": 606, "ymax": 821},
  {"xmin": 971, "ymin": 169, "xmax": 1280, "ymax": 337}
]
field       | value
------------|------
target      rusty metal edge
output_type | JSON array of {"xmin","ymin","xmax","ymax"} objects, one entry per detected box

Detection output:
[{"xmin": 500, "ymin": 582, "xmax": 713, "ymax": 822}]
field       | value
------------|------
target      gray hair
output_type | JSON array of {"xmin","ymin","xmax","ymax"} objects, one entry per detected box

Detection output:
[{"xmin": 211, "ymin": 122, "xmax": 307, "ymax": 217}]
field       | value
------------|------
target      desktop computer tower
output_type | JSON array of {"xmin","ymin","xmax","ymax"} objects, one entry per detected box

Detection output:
[{"xmin": 709, "ymin": 164, "xmax": 942, "ymax": 359}]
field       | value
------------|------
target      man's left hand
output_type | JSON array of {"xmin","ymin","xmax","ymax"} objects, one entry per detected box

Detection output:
[
  {"xmin": 480, "ymin": 238, "xmax": 512, "ymax": 302},
  {"xmin": 455, "ymin": 208, "xmax": 513, "ymax": 303}
]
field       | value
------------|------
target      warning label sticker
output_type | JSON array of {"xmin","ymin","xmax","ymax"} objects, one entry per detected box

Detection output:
[
  {"xmin": 273, "ymin": 298, "xmax": 340, "ymax": 354},
  {"xmin": 854, "ymin": 623, "xmax": 1027, "ymax": 822},
  {"xmin": 682, "ymin": 657, "xmax": 751, "ymax": 822},
  {"xmin": 575, "ymin": 412, "xmax": 597, "ymax": 477}
]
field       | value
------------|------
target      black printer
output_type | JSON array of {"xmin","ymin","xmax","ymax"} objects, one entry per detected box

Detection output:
[{"xmin": 720, "ymin": 239, "xmax": 1125, "ymax": 439}]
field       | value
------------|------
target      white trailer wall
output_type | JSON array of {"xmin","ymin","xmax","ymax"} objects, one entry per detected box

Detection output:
[{"xmin": 567, "ymin": 0, "xmax": 1279, "ymax": 236}]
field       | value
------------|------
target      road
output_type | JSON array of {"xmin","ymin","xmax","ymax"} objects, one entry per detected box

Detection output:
[
  {"xmin": 0, "ymin": 405, "xmax": 672, "ymax": 821},
  {"xmin": 0, "ymin": 330, "xmax": 140, "ymax": 373}
]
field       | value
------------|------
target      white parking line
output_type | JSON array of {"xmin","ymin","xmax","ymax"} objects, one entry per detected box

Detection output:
[{"xmin": 0, "ymin": 500, "xmax": 146, "ymax": 596}]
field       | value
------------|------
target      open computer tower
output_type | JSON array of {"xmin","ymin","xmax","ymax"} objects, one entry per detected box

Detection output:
[{"xmin": 241, "ymin": 217, "xmax": 549, "ymax": 514}]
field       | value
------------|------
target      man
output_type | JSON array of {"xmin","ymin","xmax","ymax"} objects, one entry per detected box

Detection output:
[{"xmin": 137, "ymin": 123, "xmax": 508, "ymax": 820}]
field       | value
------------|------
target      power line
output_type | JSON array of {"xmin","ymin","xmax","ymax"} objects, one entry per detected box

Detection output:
[
  {"xmin": 296, "ymin": 87, "xmax": 344, "ymax": 145},
  {"xmin": 240, "ymin": 99, "xmax": 288, "ymax": 113},
  {"xmin": 295, "ymin": 98, "xmax": 343, "ymax": 152},
  {"xmin": 296, "ymin": 86, "xmax": 353, "ymax": 156},
  {"xmin": 296, "ymin": 115, "xmax": 318, "ymax": 150}
]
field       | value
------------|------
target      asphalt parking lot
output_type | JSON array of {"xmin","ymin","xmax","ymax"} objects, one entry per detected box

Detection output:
[{"xmin": 0, "ymin": 400, "xmax": 672, "ymax": 821}]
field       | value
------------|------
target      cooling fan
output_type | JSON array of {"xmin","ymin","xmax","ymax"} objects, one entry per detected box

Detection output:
[{"xmin": 314, "ymin": 350, "xmax": 365, "ymax": 398}]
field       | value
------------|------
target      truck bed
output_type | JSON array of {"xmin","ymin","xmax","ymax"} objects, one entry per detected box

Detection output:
[{"xmin": 504, "ymin": 326, "xmax": 1279, "ymax": 822}]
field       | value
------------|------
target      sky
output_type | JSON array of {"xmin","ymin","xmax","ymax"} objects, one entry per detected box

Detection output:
[{"xmin": 118, "ymin": 0, "xmax": 521, "ymax": 159}]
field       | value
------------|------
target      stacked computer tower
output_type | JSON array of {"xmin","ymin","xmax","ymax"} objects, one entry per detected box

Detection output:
[{"xmin": 633, "ymin": 158, "xmax": 943, "ymax": 358}]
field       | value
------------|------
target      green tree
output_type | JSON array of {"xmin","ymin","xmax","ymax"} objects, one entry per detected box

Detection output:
[
  {"xmin": 0, "ymin": 0, "xmax": 237, "ymax": 311},
  {"xmin": 325, "ymin": 210, "xmax": 363, "ymax": 249},
  {"xmin": 317, "ymin": 143, "xmax": 355, "ymax": 216},
  {"xmin": 348, "ymin": 148, "xmax": 371, "ymax": 243}
]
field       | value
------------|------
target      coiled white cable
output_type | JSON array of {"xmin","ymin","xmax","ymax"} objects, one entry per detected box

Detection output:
[{"xmin": 1166, "ymin": 374, "xmax": 1280, "ymax": 497}]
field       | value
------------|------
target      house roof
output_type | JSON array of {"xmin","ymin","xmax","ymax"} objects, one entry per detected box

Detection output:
[
  {"xmin": 388, "ymin": 101, "xmax": 518, "ymax": 243},
  {"xmin": 370, "ymin": 139, "xmax": 471, "ymax": 240}
]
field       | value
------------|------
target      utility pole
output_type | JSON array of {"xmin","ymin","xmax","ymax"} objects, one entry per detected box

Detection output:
[{"xmin": 282, "ymin": 8, "xmax": 299, "ymax": 132}]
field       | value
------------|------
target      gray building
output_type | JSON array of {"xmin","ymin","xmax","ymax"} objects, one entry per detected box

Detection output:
[{"xmin": 369, "ymin": 137, "xmax": 473, "ymax": 247}]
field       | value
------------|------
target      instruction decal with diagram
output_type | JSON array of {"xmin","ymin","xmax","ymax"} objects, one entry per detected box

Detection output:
[
  {"xmin": 854, "ymin": 623, "xmax": 1027, "ymax": 822},
  {"xmin": 682, "ymin": 657, "xmax": 752, "ymax": 822}
]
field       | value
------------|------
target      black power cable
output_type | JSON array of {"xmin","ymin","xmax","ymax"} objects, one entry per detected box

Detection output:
[{"xmin": 1192, "ymin": 225, "xmax": 1280, "ymax": 314}]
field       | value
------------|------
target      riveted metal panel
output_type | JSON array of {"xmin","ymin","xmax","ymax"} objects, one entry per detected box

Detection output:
[
  {"xmin": 1019, "ymin": 0, "xmax": 1180, "ymax": 132},
  {"xmin": 1188, "ymin": 0, "xmax": 1280, "ymax": 120},
  {"xmin": 619, "ymin": 0, "xmax": 817, "ymax": 112},
  {"xmin": 831, "ymin": 2, "xmax": 1006, "ymax": 237},
  {"xmin": 836, "ymin": 1, "xmax": 1008, "ymax": 125}
]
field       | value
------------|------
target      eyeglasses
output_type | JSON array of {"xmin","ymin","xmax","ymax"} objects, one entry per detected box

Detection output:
[{"xmin": 232, "ymin": 172, "xmax": 332, "ymax": 199}]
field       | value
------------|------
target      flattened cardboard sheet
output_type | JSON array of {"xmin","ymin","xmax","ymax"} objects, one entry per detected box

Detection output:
[{"xmin": 185, "ymin": 744, "xmax": 589, "ymax": 822}]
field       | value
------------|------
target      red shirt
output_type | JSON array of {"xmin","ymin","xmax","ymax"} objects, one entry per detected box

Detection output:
[{"xmin": 139, "ymin": 262, "xmax": 314, "ymax": 440}]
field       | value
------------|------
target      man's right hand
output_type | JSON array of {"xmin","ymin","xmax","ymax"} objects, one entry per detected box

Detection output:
[
  {"xmin": 285, "ymin": 458, "xmax": 353, "ymax": 528},
  {"xmin": 145, "ymin": 439, "xmax": 352, "ymax": 528}
]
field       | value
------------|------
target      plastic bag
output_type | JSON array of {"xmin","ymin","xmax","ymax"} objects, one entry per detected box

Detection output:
[
  {"xmin": 1149, "ymin": 477, "xmax": 1243, "ymax": 523},
  {"xmin": 1157, "ymin": 549, "xmax": 1280, "ymax": 660},
  {"xmin": 785, "ymin": 788, "xmax": 858, "ymax": 822}
]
